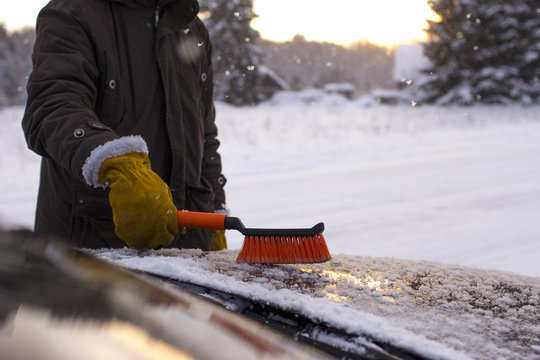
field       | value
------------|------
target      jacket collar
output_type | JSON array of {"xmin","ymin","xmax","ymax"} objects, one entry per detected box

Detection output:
[
  {"xmin": 108, "ymin": 0, "xmax": 199, "ymax": 30},
  {"xmin": 130, "ymin": 0, "xmax": 180, "ymax": 8},
  {"xmin": 162, "ymin": 0, "xmax": 199, "ymax": 31}
]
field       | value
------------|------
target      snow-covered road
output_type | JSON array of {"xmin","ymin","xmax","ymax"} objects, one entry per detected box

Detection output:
[{"xmin": 216, "ymin": 100, "xmax": 540, "ymax": 277}]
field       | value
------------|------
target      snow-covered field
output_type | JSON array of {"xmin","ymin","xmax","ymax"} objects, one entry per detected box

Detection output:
[
  {"xmin": 2, "ymin": 97, "xmax": 540, "ymax": 359},
  {"xmin": 220, "ymin": 97, "xmax": 540, "ymax": 278},
  {"xmin": 1, "ymin": 97, "xmax": 540, "ymax": 277}
]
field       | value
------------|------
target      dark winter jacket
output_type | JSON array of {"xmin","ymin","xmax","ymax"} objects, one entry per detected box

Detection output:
[{"xmin": 22, "ymin": 0, "xmax": 226, "ymax": 250}]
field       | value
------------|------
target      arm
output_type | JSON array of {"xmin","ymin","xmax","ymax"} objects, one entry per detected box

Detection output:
[
  {"xmin": 22, "ymin": 1, "xmax": 118, "ymax": 179},
  {"xmin": 22, "ymin": 2, "xmax": 177, "ymax": 248}
]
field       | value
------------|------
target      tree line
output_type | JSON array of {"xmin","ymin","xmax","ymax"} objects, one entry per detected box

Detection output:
[
  {"xmin": 0, "ymin": 17, "xmax": 393, "ymax": 107},
  {"xmin": 0, "ymin": 24, "xmax": 34, "ymax": 106},
  {"xmin": 258, "ymin": 35, "xmax": 394, "ymax": 94},
  {"xmin": 2, "ymin": 0, "xmax": 538, "ymax": 107},
  {"xmin": 200, "ymin": 0, "xmax": 393, "ymax": 105}
]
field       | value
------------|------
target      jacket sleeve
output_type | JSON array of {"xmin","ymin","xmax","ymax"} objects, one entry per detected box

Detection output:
[
  {"xmin": 22, "ymin": 1, "xmax": 119, "ymax": 181},
  {"xmin": 199, "ymin": 26, "xmax": 227, "ymax": 211}
]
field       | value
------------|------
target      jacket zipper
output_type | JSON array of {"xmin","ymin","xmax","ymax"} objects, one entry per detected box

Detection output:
[{"xmin": 154, "ymin": 5, "xmax": 160, "ymax": 28}]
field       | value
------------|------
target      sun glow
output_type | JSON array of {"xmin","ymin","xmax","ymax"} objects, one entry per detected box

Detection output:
[
  {"xmin": 253, "ymin": 0, "xmax": 439, "ymax": 47},
  {"xmin": 0, "ymin": 0, "xmax": 49, "ymax": 30}
]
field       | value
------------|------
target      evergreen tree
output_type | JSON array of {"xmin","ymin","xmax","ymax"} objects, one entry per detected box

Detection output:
[
  {"xmin": 0, "ymin": 24, "xmax": 35, "ymax": 106},
  {"xmin": 521, "ymin": 1, "xmax": 540, "ymax": 99},
  {"xmin": 200, "ymin": 0, "xmax": 269, "ymax": 105},
  {"xmin": 5, "ymin": 28, "xmax": 35, "ymax": 105},
  {"xmin": 0, "ymin": 24, "xmax": 10, "ymax": 106},
  {"xmin": 422, "ymin": 0, "xmax": 540, "ymax": 105}
]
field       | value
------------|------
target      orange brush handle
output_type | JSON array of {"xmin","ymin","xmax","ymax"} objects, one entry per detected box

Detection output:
[{"xmin": 176, "ymin": 210, "xmax": 226, "ymax": 230}]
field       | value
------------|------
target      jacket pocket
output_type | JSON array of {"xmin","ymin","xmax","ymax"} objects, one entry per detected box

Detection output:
[
  {"xmin": 181, "ymin": 179, "xmax": 214, "ymax": 250},
  {"xmin": 185, "ymin": 178, "xmax": 215, "ymax": 213},
  {"xmin": 72, "ymin": 188, "xmax": 113, "ymax": 219},
  {"xmin": 70, "ymin": 188, "xmax": 122, "ymax": 248}
]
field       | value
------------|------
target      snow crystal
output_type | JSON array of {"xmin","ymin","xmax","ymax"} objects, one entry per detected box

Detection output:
[{"xmin": 88, "ymin": 248, "xmax": 540, "ymax": 360}]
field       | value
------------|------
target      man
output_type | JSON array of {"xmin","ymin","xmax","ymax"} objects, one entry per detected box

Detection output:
[{"xmin": 22, "ymin": 0, "xmax": 227, "ymax": 250}]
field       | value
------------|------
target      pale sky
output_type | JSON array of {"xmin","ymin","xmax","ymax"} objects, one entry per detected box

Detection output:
[
  {"xmin": 253, "ymin": 0, "xmax": 439, "ymax": 46},
  {"xmin": 2, "ymin": 0, "xmax": 438, "ymax": 47}
]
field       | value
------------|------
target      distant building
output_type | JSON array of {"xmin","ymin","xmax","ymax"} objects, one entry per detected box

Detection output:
[
  {"xmin": 368, "ymin": 43, "xmax": 430, "ymax": 105},
  {"xmin": 258, "ymin": 65, "xmax": 289, "ymax": 100},
  {"xmin": 324, "ymin": 83, "xmax": 356, "ymax": 99},
  {"xmin": 393, "ymin": 43, "xmax": 430, "ymax": 89}
]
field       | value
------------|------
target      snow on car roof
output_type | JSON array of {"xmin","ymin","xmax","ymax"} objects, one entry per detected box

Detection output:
[{"xmin": 90, "ymin": 248, "xmax": 540, "ymax": 360}]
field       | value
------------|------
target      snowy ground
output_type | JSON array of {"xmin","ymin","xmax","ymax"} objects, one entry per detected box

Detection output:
[
  {"xmin": 218, "ymin": 96, "xmax": 540, "ymax": 278},
  {"xmin": 2, "ymin": 97, "xmax": 540, "ymax": 358},
  {"xmin": 1, "ymin": 97, "xmax": 540, "ymax": 277}
]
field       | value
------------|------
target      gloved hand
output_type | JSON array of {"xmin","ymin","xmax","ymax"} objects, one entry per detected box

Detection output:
[
  {"xmin": 98, "ymin": 152, "xmax": 178, "ymax": 249},
  {"xmin": 210, "ymin": 230, "xmax": 227, "ymax": 251}
]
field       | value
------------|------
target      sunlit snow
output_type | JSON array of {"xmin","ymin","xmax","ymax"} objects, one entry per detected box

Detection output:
[{"xmin": 89, "ymin": 247, "xmax": 540, "ymax": 359}]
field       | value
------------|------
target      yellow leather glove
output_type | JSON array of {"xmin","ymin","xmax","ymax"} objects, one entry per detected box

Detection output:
[
  {"xmin": 210, "ymin": 230, "xmax": 227, "ymax": 251},
  {"xmin": 98, "ymin": 152, "xmax": 178, "ymax": 249}
]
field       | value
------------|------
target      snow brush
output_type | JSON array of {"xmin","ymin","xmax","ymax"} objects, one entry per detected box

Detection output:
[{"xmin": 176, "ymin": 211, "xmax": 331, "ymax": 264}]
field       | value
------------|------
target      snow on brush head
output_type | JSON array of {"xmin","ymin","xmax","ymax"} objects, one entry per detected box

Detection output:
[{"xmin": 82, "ymin": 135, "xmax": 148, "ymax": 189}]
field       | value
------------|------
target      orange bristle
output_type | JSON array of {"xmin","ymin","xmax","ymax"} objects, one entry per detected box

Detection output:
[{"xmin": 236, "ymin": 232, "xmax": 331, "ymax": 264}]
